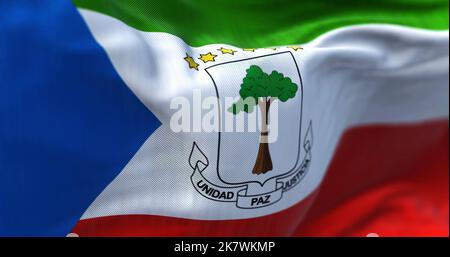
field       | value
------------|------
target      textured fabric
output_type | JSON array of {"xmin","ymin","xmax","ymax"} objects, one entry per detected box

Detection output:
[
  {"xmin": 0, "ymin": 1, "xmax": 160, "ymax": 236},
  {"xmin": 0, "ymin": 1, "xmax": 447, "ymax": 237},
  {"xmin": 75, "ymin": 9, "xmax": 448, "ymax": 224},
  {"xmin": 73, "ymin": 0, "xmax": 449, "ymax": 47},
  {"xmin": 72, "ymin": 121, "xmax": 449, "ymax": 236}
]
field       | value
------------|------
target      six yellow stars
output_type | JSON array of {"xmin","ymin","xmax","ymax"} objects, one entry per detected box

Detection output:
[{"xmin": 184, "ymin": 45, "xmax": 303, "ymax": 71}]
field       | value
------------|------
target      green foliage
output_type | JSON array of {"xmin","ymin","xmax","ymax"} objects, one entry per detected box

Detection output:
[
  {"xmin": 228, "ymin": 97, "xmax": 257, "ymax": 114},
  {"xmin": 228, "ymin": 65, "xmax": 298, "ymax": 114}
]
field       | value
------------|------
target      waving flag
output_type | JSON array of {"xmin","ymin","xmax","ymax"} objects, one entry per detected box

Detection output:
[{"xmin": 0, "ymin": 0, "xmax": 448, "ymax": 236}]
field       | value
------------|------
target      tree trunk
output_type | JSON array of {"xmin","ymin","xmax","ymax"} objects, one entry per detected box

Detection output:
[
  {"xmin": 252, "ymin": 141, "xmax": 273, "ymax": 174},
  {"xmin": 252, "ymin": 98, "xmax": 273, "ymax": 174}
]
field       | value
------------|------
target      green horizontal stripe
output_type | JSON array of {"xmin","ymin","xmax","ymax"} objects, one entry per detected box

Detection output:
[{"xmin": 73, "ymin": 0, "xmax": 449, "ymax": 48}]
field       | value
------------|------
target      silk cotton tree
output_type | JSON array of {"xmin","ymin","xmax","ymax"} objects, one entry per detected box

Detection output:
[{"xmin": 229, "ymin": 65, "xmax": 298, "ymax": 175}]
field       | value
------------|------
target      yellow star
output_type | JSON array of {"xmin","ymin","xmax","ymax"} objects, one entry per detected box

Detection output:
[
  {"xmin": 184, "ymin": 54, "xmax": 199, "ymax": 70},
  {"xmin": 242, "ymin": 48, "xmax": 256, "ymax": 52},
  {"xmin": 287, "ymin": 46, "xmax": 303, "ymax": 51},
  {"xmin": 198, "ymin": 52, "xmax": 217, "ymax": 63},
  {"xmin": 218, "ymin": 47, "xmax": 237, "ymax": 55}
]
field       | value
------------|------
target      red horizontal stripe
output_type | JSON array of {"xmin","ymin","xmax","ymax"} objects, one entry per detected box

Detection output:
[{"xmin": 72, "ymin": 120, "xmax": 449, "ymax": 237}]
